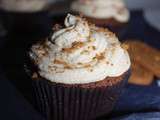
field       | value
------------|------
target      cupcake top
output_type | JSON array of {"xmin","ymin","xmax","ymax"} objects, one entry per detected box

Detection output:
[
  {"xmin": 29, "ymin": 14, "xmax": 130, "ymax": 84},
  {"xmin": 71, "ymin": 0, "xmax": 130, "ymax": 23},
  {"xmin": 0, "ymin": 0, "xmax": 50, "ymax": 12}
]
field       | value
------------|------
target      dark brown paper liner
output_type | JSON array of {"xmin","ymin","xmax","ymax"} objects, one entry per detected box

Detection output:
[{"xmin": 32, "ymin": 71, "xmax": 130, "ymax": 120}]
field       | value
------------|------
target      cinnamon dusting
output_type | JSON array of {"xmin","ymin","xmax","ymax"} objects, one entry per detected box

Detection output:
[
  {"xmin": 88, "ymin": 37, "xmax": 95, "ymax": 42},
  {"xmin": 80, "ymin": 50, "xmax": 89, "ymax": 55},
  {"xmin": 54, "ymin": 59, "xmax": 67, "ymax": 65},
  {"xmin": 62, "ymin": 41, "xmax": 85, "ymax": 53},
  {"xmin": 53, "ymin": 59, "xmax": 73, "ymax": 69},
  {"xmin": 34, "ymin": 41, "xmax": 50, "ymax": 57},
  {"xmin": 78, "ymin": 62, "xmax": 83, "ymax": 65},
  {"xmin": 64, "ymin": 65, "xmax": 73, "ymax": 69},
  {"xmin": 37, "ymin": 49, "xmax": 46, "ymax": 57},
  {"xmin": 106, "ymin": 61, "xmax": 110, "ymax": 64},
  {"xmin": 83, "ymin": 64, "xmax": 91, "ymax": 68},
  {"xmin": 121, "ymin": 43, "xmax": 129, "ymax": 50},
  {"xmin": 96, "ymin": 53, "xmax": 105, "ymax": 61},
  {"xmin": 88, "ymin": 46, "xmax": 96, "ymax": 51}
]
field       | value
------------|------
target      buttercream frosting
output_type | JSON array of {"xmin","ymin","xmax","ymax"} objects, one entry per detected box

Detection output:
[
  {"xmin": 71, "ymin": 0, "xmax": 130, "ymax": 23},
  {"xmin": 29, "ymin": 14, "xmax": 130, "ymax": 84}
]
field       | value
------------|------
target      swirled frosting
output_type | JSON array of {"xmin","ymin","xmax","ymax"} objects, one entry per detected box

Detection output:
[
  {"xmin": 0, "ymin": 0, "xmax": 50, "ymax": 12},
  {"xmin": 71, "ymin": 0, "xmax": 130, "ymax": 23},
  {"xmin": 29, "ymin": 14, "xmax": 130, "ymax": 84}
]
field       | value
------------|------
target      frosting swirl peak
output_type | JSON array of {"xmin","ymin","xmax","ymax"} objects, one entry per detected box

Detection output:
[{"xmin": 29, "ymin": 14, "xmax": 130, "ymax": 84}]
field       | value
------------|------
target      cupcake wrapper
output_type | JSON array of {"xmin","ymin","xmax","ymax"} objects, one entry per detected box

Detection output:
[{"xmin": 32, "ymin": 71, "xmax": 130, "ymax": 120}]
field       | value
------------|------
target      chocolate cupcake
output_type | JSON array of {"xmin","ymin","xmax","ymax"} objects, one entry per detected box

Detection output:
[
  {"xmin": 27, "ymin": 14, "xmax": 131, "ymax": 120},
  {"xmin": 71, "ymin": 0, "xmax": 130, "ymax": 37},
  {"xmin": 0, "ymin": 0, "xmax": 51, "ymax": 37}
]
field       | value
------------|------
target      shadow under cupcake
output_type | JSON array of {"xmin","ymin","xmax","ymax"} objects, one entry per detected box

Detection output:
[{"xmin": 25, "ymin": 14, "xmax": 131, "ymax": 120}]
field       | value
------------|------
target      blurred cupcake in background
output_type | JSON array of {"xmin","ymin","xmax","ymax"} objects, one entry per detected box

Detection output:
[
  {"xmin": 0, "ymin": 0, "xmax": 52, "ymax": 38},
  {"xmin": 71, "ymin": 0, "xmax": 130, "ymax": 37},
  {"xmin": 0, "ymin": 0, "xmax": 50, "ymax": 13}
]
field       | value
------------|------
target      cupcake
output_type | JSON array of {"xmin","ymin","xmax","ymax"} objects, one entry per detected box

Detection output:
[
  {"xmin": 0, "ymin": 0, "xmax": 51, "ymax": 37},
  {"xmin": 71, "ymin": 0, "xmax": 130, "ymax": 36},
  {"xmin": 0, "ymin": 0, "xmax": 50, "ymax": 12},
  {"xmin": 27, "ymin": 14, "xmax": 131, "ymax": 120}
]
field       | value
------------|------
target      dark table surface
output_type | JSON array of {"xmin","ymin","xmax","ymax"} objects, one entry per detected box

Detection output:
[{"xmin": 0, "ymin": 11, "xmax": 160, "ymax": 120}]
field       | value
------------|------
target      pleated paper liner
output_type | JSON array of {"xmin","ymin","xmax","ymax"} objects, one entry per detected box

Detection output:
[{"xmin": 32, "ymin": 71, "xmax": 130, "ymax": 120}]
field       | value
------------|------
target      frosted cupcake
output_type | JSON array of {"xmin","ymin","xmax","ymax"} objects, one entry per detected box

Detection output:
[
  {"xmin": 71, "ymin": 0, "xmax": 130, "ymax": 36},
  {"xmin": 27, "ymin": 14, "xmax": 130, "ymax": 120},
  {"xmin": 0, "ymin": 0, "xmax": 50, "ymax": 12},
  {"xmin": 0, "ymin": 0, "xmax": 51, "ymax": 37}
]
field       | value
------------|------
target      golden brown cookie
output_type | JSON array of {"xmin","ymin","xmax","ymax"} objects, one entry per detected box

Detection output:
[
  {"xmin": 129, "ymin": 61, "xmax": 154, "ymax": 85},
  {"xmin": 124, "ymin": 40, "xmax": 160, "ymax": 78}
]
